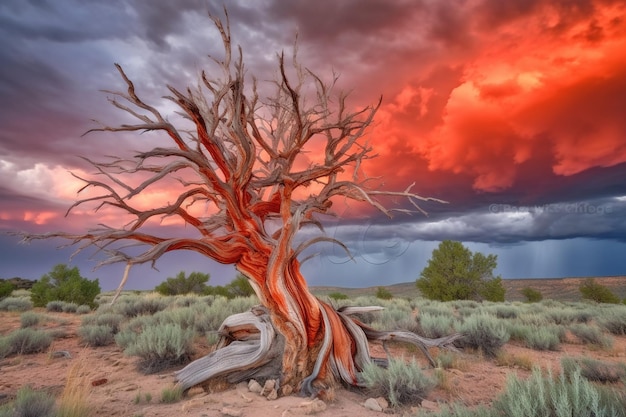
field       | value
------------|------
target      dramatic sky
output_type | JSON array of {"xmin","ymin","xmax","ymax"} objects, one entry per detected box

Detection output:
[{"xmin": 1, "ymin": 0, "xmax": 626, "ymax": 291}]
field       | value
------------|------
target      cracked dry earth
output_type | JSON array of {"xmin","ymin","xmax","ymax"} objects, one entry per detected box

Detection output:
[{"xmin": 1, "ymin": 310, "xmax": 626, "ymax": 416}]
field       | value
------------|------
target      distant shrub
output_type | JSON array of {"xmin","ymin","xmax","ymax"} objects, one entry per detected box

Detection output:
[
  {"xmin": 12, "ymin": 385, "xmax": 57, "ymax": 417},
  {"xmin": 328, "ymin": 292, "xmax": 349, "ymax": 300},
  {"xmin": 579, "ymin": 278, "xmax": 621, "ymax": 304},
  {"xmin": 455, "ymin": 313, "xmax": 509, "ymax": 357},
  {"xmin": 361, "ymin": 358, "xmax": 435, "ymax": 407},
  {"xmin": 20, "ymin": 312, "xmax": 42, "ymax": 328},
  {"xmin": 493, "ymin": 305, "xmax": 518, "ymax": 319},
  {"xmin": 31, "ymin": 264, "xmax": 100, "ymax": 308},
  {"xmin": 562, "ymin": 356, "xmax": 626, "ymax": 384},
  {"xmin": 569, "ymin": 324, "xmax": 613, "ymax": 349},
  {"xmin": 0, "ymin": 297, "xmax": 33, "ymax": 312},
  {"xmin": 116, "ymin": 297, "xmax": 168, "ymax": 317},
  {"xmin": 46, "ymin": 300, "xmax": 65, "ymax": 312},
  {"xmin": 76, "ymin": 304, "xmax": 91, "ymax": 315},
  {"xmin": 597, "ymin": 307, "xmax": 626, "ymax": 335},
  {"xmin": 82, "ymin": 313, "xmax": 125, "ymax": 333},
  {"xmin": 79, "ymin": 324, "xmax": 116, "ymax": 347},
  {"xmin": 154, "ymin": 271, "xmax": 210, "ymax": 296},
  {"xmin": 0, "ymin": 281, "xmax": 16, "ymax": 299},
  {"xmin": 3, "ymin": 328, "xmax": 52, "ymax": 356},
  {"xmin": 123, "ymin": 323, "xmax": 194, "ymax": 373},
  {"xmin": 375, "ymin": 287, "xmax": 393, "ymax": 300},
  {"xmin": 521, "ymin": 286, "xmax": 543, "ymax": 303},
  {"xmin": 62, "ymin": 302, "xmax": 79, "ymax": 313}
]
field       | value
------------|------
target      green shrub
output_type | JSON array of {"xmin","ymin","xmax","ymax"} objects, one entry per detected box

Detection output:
[
  {"xmin": 523, "ymin": 326, "xmax": 561, "ymax": 351},
  {"xmin": 328, "ymin": 292, "xmax": 349, "ymax": 300},
  {"xmin": 580, "ymin": 279, "xmax": 621, "ymax": 304},
  {"xmin": 3, "ymin": 328, "xmax": 52, "ymax": 356},
  {"xmin": 375, "ymin": 287, "xmax": 393, "ymax": 300},
  {"xmin": 76, "ymin": 304, "xmax": 92, "ymax": 314},
  {"xmin": 82, "ymin": 313, "xmax": 125, "ymax": 333},
  {"xmin": 154, "ymin": 271, "xmax": 209, "ymax": 296},
  {"xmin": 20, "ymin": 312, "xmax": 42, "ymax": 328},
  {"xmin": 361, "ymin": 358, "xmax": 435, "ymax": 407},
  {"xmin": 492, "ymin": 305, "xmax": 518, "ymax": 319},
  {"xmin": 0, "ymin": 297, "xmax": 33, "ymax": 312},
  {"xmin": 31, "ymin": 264, "xmax": 100, "ymax": 308},
  {"xmin": 569, "ymin": 324, "xmax": 613, "ymax": 349},
  {"xmin": 597, "ymin": 307, "xmax": 626, "ymax": 335},
  {"xmin": 79, "ymin": 324, "xmax": 116, "ymax": 347},
  {"xmin": 46, "ymin": 300, "xmax": 66, "ymax": 312},
  {"xmin": 562, "ymin": 357, "xmax": 626, "ymax": 384},
  {"xmin": 494, "ymin": 367, "xmax": 626, "ymax": 417},
  {"xmin": 455, "ymin": 313, "xmax": 510, "ymax": 357},
  {"xmin": 13, "ymin": 385, "xmax": 57, "ymax": 417},
  {"xmin": 521, "ymin": 287, "xmax": 543, "ymax": 303},
  {"xmin": 0, "ymin": 281, "xmax": 16, "ymax": 299},
  {"xmin": 62, "ymin": 302, "xmax": 79, "ymax": 313},
  {"xmin": 123, "ymin": 323, "xmax": 194, "ymax": 373},
  {"xmin": 419, "ymin": 312, "xmax": 455, "ymax": 338},
  {"xmin": 116, "ymin": 297, "xmax": 168, "ymax": 317}
]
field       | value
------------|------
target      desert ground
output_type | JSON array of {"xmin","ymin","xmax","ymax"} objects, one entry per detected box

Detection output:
[{"xmin": 2, "ymin": 296, "xmax": 626, "ymax": 417}]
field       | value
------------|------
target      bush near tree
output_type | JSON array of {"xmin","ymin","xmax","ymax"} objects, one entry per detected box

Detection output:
[
  {"xmin": 154, "ymin": 271, "xmax": 210, "ymax": 296},
  {"xmin": 0, "ymin": 281, "xmax": 16, "ymax": 299},
  {"xmin": 521, "ymin": 287, "xmax": 543, "ymax": 303},
  {"xmin": 375, "ymin": 286, "xmax": 393, "ymax": 300},
  {"xmin": 579, "ymin": 278, "xmax": 620, "ymax": 304},
  {"xmin": 30, "ymin": 264, "xmax": 100, "ymax": 308},
  {"xmin": 416, "ymin": 240, "xmax": 505, "ymax": 302}
]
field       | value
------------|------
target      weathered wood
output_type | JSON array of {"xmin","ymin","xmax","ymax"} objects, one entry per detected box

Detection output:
[{"xmin": 175, "ymin": 305, "xmax": 462, "ymax": 395}]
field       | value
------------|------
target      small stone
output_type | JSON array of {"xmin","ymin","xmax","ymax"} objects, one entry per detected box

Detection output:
[
  {"xmin": 221, "ymin": 406, "xmax": 243, "ymax": 417},
  {"xmin": 299, "ymin": 398, "xmax": 327, "ymax": 415},
  {"xmin": 266, "ymin": 388, "xmax": 278, "ymax": 401},
  {"xmin": 421, "ymin": 400, "xmax": 439, "ymax": 411},
  {"xmin": 375, "ymin": 396, "xmax": 389, "ymax": 410},
  {"xmin": 363, "ymin": 398, "xmax": 383, "ymax": 412},
  {"xmin": 248, "ymin": 379, "xmax": 262, "ymax": 393},
  {"xmin": 261, "ymin": 379, "xmax": 276, "ymax": 396}
]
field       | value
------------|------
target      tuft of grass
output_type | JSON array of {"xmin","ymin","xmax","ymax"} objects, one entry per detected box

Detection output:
[
  {"xmin": 160, "ymin": 386, "xmax": 183, "ymax": 403},
  {"xmin": 523, "ymin": 326, "xmax": 561, "ymax": 351},
  {"xmin": 13, "ymin": 385, "xmax": 57, "ymax": 417},
  {"xmin": 455, "ymin": 313, "xmax": 510, "ymax": 357},
  {"xmin": 495, "ymin": 351, "xmax": 533, "ymax": 371},
  {"xmin": 20, "ymin": 311, "xmax": 42, "ymax": 328},
  {"xmin": 57, "ymin": 357, "xmax": 92, "ymax": 417},
  {"xmin": 361, "ymin": 358, "xmax": 435, "ymax": 407}
]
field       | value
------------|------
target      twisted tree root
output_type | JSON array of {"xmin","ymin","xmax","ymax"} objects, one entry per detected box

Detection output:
[{"xmin": 175, "ymin": 305, "xmax": 462, "ymax": 395}]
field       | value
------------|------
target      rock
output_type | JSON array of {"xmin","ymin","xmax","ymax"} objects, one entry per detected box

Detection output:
[
  {"xmin": 248, "ymin": 379, "xmax": 262, "ymax": 393},
  {"xmin": 363, "ymin": 398, "xmax": 383, "ymax": 412},
  {"xmin": 421, "ymin": 400, "xmax": 439, "ymax": 411},
  {"xmin": 375, "ymin": 396, "xmax": 389, "ymax": 410},
  {"xmin": 261, "ymin": 379, "xmax": 276, "ymax": 396},
  {"xmin": 299, "ymin": 398, "xmax": 327, "ymax": 415},
  {"xmin": 221, "ymin": 406, "xmax": 243, "ymax": 417}
]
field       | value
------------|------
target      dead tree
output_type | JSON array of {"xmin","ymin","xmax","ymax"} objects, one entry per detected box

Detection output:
[{"xmin": 18, "ymin": 13, "xmax": 458, "ymax": 396}]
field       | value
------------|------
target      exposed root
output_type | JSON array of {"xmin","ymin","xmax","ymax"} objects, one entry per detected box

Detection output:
[{"xmin": 174, "ymin": 304, "xmax": 462, "ymax": 396}]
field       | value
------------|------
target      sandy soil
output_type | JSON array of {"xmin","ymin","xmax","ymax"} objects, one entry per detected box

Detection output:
[{"xmin": 1, "ymin": 310, "xmax": 625, "ymax": 416}]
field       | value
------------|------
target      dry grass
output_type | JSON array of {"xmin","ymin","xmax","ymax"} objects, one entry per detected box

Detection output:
[{"xmin": 57, "ymin": 353, "xmax": 92, "ymax": 417}]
